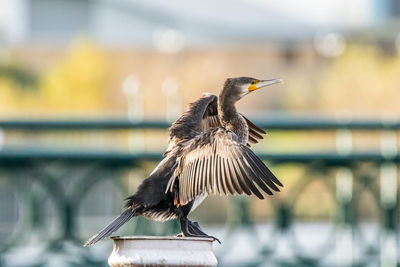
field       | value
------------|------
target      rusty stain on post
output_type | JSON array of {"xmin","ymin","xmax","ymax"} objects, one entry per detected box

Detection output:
[{"xmin": 108, "ymin": 236, "xmax": 218, "ymax": 267}]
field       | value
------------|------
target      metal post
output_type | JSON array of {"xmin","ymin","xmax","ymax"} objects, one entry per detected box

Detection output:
[
  {"xmin": 380, "ymin": 128, "xmax": 398, "ymax": 267},
  {"xmin": 0, "ymin": 127, "xmax": 3, "ymax": 150},
  {"xmin": 108, "ymin": 236, "xmax": 218, "ymax": 267},
  {"xmin": 162, "ymin": 76, "xmax": 182, "ymax": 123},
  {"xmin": 335, "ymin": 168, "xmax": 353, "ymax": 266},
  {"xmin": 122, "ymin": 75, "xmax": 145, "ymax": 152},
  {"xmin": 335, "ymin": 127, "xmax": 353, "ymax": 266}
]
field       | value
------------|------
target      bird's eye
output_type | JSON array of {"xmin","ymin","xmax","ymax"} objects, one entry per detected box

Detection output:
[{"xmin": 251, "ymin": 81, "xmax": 255, "ymax": 85}]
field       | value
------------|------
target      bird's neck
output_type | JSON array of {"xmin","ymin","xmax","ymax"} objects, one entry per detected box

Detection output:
[{"xmin": 218, "ymin": 93, "xmax": 248, "ymax": 144}]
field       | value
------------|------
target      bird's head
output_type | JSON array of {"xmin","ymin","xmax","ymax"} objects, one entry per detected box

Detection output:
[{"xmin": 223, "ymin": 77, "xmax": 283, "ymax": 102}]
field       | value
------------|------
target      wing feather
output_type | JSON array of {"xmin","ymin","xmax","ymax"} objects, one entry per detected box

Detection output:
[
  {"xmin": 249, "ymin": 128, "xmax": 264, "ymax": 139},
  {"xmin": 220, "ymin": 156, "xmax": 232, "ymax": 194},
  {"xmin": 181, "ymin": 163, "xmax": 189, "ymax": 202},
  {"xmin": 248, "ymin": 135, "xmax": 258, "ymax": 144},
  {"xmin": 245, "ymin": 150, "xmax": 283, "ymax": 187},
  {"xmin": 230, "ymin": 157, "xmax": 251, "ymax": 195},
  {"xmin": 191, "ymin": 159, "xmax": 199, "ymax": 197},
  {"xmin": 236, "ymin": 158, "xmax": 264, "ymax": 199},
  {"xmin": 197, "ymin": 158, "xmax": 204, "ymax": 196},
  {"xmin": 242, "ymin": 115, "xmax": 266, "ymax": 135},
  {"xmin": 227, "ymin": 157, "xmax": 245, "ymax": 194},
  {"xmin": 242, "ymin": 155, "xmax": 274, "ymax": 195},
  {"xmin": 205, "ymin": 156, "xmax": 211, "ymax": 193},
  {"xmin": 223, "ymin": 157, "xmax": 236, "ymax": 195},
  {"xmin": 168, "ymin": 128, "xmax": 282, "ymax": 205},
  {"xmin": 215, "ymin": 156, "xmax": 222, "ymax": 194}
]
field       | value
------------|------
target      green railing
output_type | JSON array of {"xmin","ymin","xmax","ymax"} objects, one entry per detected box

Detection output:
[{"xmin": 0, "ymin": 118, "xmax": 398, "ymax": 266}]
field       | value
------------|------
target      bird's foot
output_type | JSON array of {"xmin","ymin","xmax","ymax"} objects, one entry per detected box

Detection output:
[
  {"xmin": 187, "ymin": 221, "xmax": 221, "ymax": 243},
  {"xmin": 205, "ymin": 235, "xmax": 221, "ymax": 244},
  {"xmin": 192, "ymin": 221, "xmax": 201, "ymax": 228},
  {"xmin": 178, "ymin": 217, "xmax": 221, "ymax": 243},
  {"xmin": 180, "ymin": 231, "xmax": 221, "ymax": 244}
]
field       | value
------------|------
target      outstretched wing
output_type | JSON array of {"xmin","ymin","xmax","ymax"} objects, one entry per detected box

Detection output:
[
  {"xmin": 201, "ymin": 95, "xmax": 266, "ymax": 146},
  {"xmin": 165, "ymin": 93, "xmax": 218, "ymax": 155},
  {"xmin": 166, "ymin": 127, "xmax": 282, "ymax": 205},
  {"xmin": 241, "ymin": 115, "xmax": 267, "ymax": 145},
  {"xmin": 165, "ymin": 92, "xmax": 267, "ymax": 156}
]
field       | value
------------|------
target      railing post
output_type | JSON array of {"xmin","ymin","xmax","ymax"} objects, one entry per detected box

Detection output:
[
  {"xmin": 0, "ymin": 127, "xmax": 3, "ymax": 150},
  {"xmin": 380, "ymin": 127, "xmax": 398, "ymax": 267},
  {"xmin": 335, "ymin": 127, "xmax": 354, "ymax": 266},
  {"xmin": 162, "ymin": 76, "xmax": 182, "ymax": 123},
  {"xmin": 108, "ymin": 236, "xmax": 218, "ymax": 267},
  {"xmin": 122, "ymin": 75, "xmax": 145, "ymax": 152},
  {"xmin": 335, "ymin": 167, "xmax": 354, "ymax": 266}
]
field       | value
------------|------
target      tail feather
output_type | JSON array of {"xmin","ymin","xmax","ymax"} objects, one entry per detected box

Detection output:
[{"xmin": 83, "ymin": 209, "xmax": 135, "ymax": 247}]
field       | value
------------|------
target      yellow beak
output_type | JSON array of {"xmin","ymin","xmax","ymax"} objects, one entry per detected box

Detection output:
[{"xmin": 248, "ymin": 78, "xmax": 283, "ymax": 92}]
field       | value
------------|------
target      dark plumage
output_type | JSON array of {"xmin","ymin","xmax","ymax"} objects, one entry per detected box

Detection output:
[{"xmin": 84, "ymin": 77, "xmax": 283, "ymax": 246}]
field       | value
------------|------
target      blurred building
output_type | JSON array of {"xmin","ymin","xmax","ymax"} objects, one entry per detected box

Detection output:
[
  {"xmin": 1, "ymin": 0, "xmax": 399, "ymax": 46},
  {"xmin": 0, "ymin": 0, "xmax": 400, "ymax": 119}
]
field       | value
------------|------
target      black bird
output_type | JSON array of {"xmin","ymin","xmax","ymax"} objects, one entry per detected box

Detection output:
[{"xmin": 84, "ymin": 77, "xmax": 283, "ymax": 246}]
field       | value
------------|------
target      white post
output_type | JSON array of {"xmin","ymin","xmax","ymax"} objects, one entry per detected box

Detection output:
[
  {"xmin": 161, "ymin": 76, "xmax": 182, "ymax": 123},
  {"xmin": 108, "ymin": 236, "xmax": 218, "ymax": 267},
  {"xmin": 122, "ymin": 75, "xmax": 145, "ymax": 152}
]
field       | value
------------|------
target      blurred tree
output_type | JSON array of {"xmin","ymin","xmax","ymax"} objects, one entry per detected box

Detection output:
[
  {"xmin": 0, "ymin": 65, "xmax": 38, "ymax": 115},
  {"xmin": 0, "ymin": 78, "xmax": 20, "ymax": 114},
  {"xmin": 39, "ymin": 39, "xmax": 109, "ymax": 113},
  {"xmin": 0, "ymin": 65, "xmax": 37, "ymax": 88},
  {"xmin": 0, "ymin": 39, "xmax": 109, "ymax": 116},
  {"xmin": 318, "ymin": 45, "xmax": 400, "ymax": 116}
]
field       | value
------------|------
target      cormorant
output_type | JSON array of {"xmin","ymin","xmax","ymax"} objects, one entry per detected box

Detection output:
[{"xmin": 84, "ymin": 77, "xmax": 283, "ymax": 246}]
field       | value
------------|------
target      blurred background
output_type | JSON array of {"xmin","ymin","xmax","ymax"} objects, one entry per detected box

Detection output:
[{"xmin": 0, "ymin": 0, "xmax": 399, "ymax": 266}]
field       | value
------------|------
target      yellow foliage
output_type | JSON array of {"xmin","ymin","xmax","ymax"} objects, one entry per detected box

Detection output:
[
  {"xmin": 0, "ymin": 78, "xmax": 19, "ymax": 114},
  {"xmin": 39, "ymin": 39, "xmax": 109, "ymax": 113},
  {"xmin": 0, "ymin": 39, "xmax": 109, "ymax": 116},
  {"xmin": 318, "ymin": 45, "xmax": 400, "ymax": 115}
]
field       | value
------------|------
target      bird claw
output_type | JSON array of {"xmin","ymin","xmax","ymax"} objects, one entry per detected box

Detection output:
[
  {"xmin": 178, "ymin": 219, "xmax": 221, "ymax": 244},
  {"xmin": 179, "ymin": 232, "xmax": 221, "ymax": 244},
  {"xmin": 209, "ymin": 235, "xmax": 221, "ymax": 244}
]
